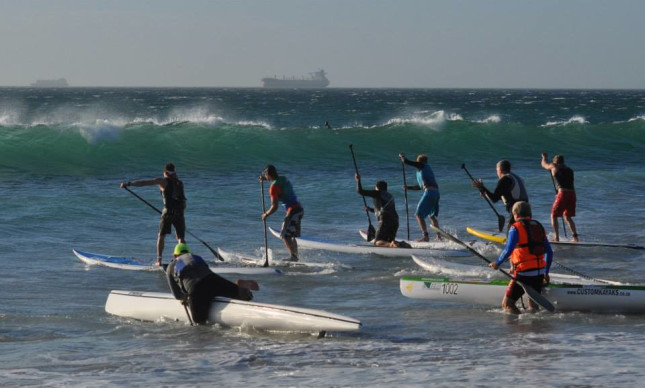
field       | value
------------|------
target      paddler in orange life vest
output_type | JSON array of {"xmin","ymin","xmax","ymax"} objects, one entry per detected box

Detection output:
[
  {"xmin": 489, "ymin": 201, "xmax": 554, "ymax": 314},
  {"xmin": 260, "ymin": 165, "xmax": 304, "ymax": 262}
]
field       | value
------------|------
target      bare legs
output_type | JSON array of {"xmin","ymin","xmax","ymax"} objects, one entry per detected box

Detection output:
[
  {"xmin": 416, "ymin": 215, "xmax": 441, "ymax": 241},
  {"xmin": 502, "ymin": 296, "xmax": 540, "ymax": 314},
  {"xmin": 156, "ymin": 232, "xmax": 185, "ymax": 266},
  {"xmin": 415, "ymin": 215, "xmax": 429, "ymax": 242},
  {"xmin": 156, "ymin": 233, "xmax": 165, "ymax": 265},
  {"xmin": 564, "ymin": 215, "xmax": 578, "ymax": 242},
  {"xmin": 551, "ymin": 214, "xmax": 579, "ymax": 242},
  {"xmin": 283, "ymin": 237, "xmax": 299, "ymax": 261}
]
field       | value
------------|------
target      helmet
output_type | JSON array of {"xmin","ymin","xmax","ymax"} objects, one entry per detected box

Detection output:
[{"xmin": 173, "ymin": 243, "xmax": 190, "ymax": 256}]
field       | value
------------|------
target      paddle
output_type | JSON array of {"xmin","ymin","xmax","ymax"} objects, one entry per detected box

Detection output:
[
  {"xmin": 122, "ymin": 186, "xmax": 224, "ymax": 261},
  {"xmin": 430, "ymin": 225, "xmax": 556, "ymax": 312},
  {"xmin": 182, "ymin": 297, "xmax": 195, "ymax": 326},
  {"xmin": 161, "ymin": 263, "xmax": 195, "ymax": 325},
  {"xmin": 461, "ymin": 163, "xmax": 506, "ymax": 232},
  {"xmin": 401, "ymin": 159, "xmax": 411, "ymax": 240},
  {"xmin": 547, "ymin": 170, "xmax": 568, "ymax": 238},
  {"xmin": 349, "ymin": 144, "xmax": 376, "ymax": 241},
  {"xmin": 260, "ymin": 179, "xmax": 270, "ymax": 267}
]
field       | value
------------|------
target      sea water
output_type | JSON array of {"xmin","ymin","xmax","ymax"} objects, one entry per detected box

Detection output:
[{"xmin": 1, "ymin": 87, "xmax": 644, "ymax": 387}]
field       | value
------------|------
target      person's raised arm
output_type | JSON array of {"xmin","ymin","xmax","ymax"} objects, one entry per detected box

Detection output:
[{"xmin": 120, "ymin": 177, "xmax": 165, "ymax": 189}]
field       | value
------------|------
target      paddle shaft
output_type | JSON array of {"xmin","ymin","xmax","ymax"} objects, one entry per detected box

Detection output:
[
  {"xmin": 401, "ymin": 161, "xmax": 410, "ymax": 240},
  {"xmin": 349, "ymin": 144, "xmax": 375, "ymax": 233},
  {"xmin": 461, "ymin": 163, "xmax": 506, "ymax": 232},
  {"xmin": 260, "ymin": 179, "xmax": 269, "ymax": 267},
  {"xmin": 430, "ymin": 225, "xmax": 555, "ymax": 312},
  {"xmin": 123, "ymin": 186, "xmax": 224, "ymax": 261},
  {"xmin": 461, "ymin": 164, "xmax": 505, "ymax": 218},
  {"xmin": 548, "ymin": 172, "xmax": 568, "ymax": 238},
  {"xmin": 183, "ymin": 299, "xmax": 195, "ymax": 326}
]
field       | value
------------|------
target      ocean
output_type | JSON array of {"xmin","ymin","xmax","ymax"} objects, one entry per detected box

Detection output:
[{"xmin": 1, "ymin": 87, "xmax": 644, "ymax": 387}]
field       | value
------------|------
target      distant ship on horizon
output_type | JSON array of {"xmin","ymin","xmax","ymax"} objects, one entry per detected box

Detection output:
[
  {"xmin": 262, "ymin": 70, "xmax": 329, "ymax": 89},
  {"xmin": 30, "ymin": 78, "xmax": 69, "ymax": 87}
]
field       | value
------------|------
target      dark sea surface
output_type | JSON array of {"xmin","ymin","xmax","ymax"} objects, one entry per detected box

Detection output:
[{"xmin": 1, "ymin": 87, "xmax": 644, "ymax": 387}]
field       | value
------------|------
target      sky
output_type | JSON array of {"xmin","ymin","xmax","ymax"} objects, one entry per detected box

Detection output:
[{"xmin": 1, "ymin": 0, "xmax": 644, "ymax": 89}]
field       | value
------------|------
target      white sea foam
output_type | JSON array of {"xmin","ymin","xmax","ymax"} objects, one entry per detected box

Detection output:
[
  {"xmin": 475, "ymin": 115, "xmax": 502, "ymax": 124},
  {"xmin": 0, "ymin": 113, "xmax": 18, "ymax": 126},
  {"xmin": 627, "ymin": 115, "xmax": 645, "ymax": 122},
  {"xmin": 75, "ymin": 120, "xmax": 125, "ymax": 144},
  {"xmin": 541, "ymin": 115, "xmax": 588, "ymax": 127},
  {"xmin": 384, "ymin": 110, "xmax": 449, "ymax": 128}
]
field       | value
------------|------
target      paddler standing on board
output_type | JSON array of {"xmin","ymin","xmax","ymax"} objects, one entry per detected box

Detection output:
[
  {"xmin": 399, "ymin": 153, "xmax": 441, "ymax": 242},
  {"xmin": 260, "ymin": 165, "xmax": 304, "ymax": 262},
  {"xmin": 120, "ymin": 162, "xmax": 186, "ymax": 266},
  {"xmin": 472, "ymin": 159, "xmax": 529, "ymax": 230},
  {"xmin": 541, "ymin": 153, "xmax": 579, "ymax": 242},
  {"xmin": 167, "ymin": 243, "xmax": 258, "ymax": 325},
  {"xmin": 489, "ymin": 201, "xmax": 553, "ymax": 314}
]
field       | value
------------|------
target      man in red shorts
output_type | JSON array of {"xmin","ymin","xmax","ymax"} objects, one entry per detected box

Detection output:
[{"xmin": 541, "ymin": 153, "xmax": 579, "ymax": 242}]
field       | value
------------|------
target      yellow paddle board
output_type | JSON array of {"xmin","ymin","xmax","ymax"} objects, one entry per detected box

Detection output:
[{"xmin": 466, "ymin": 227, "xmax": 507, "ymax": 244}]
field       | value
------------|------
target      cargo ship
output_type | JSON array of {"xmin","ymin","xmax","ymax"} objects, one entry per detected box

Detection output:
[
  {"xmin": 30, "ymin": 78, "xmax": 69, "ymax": 87},
  {"xmin": 262, "ymin": 70, "xmax": 329, "ymax": 89}
]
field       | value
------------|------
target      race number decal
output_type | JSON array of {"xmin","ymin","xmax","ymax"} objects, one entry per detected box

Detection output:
[{"xmin": 441, "ymin": 283, "xmax": 459, "ymax": 295}]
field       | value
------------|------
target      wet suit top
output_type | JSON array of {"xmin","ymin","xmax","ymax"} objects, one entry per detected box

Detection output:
[
  {"xmin": 481, "ymin": 172, "xmax": 528, "ymax": 213},
  {"xmin": 403, "ymin": 158, "xmax": 439, "ymax": 190}
]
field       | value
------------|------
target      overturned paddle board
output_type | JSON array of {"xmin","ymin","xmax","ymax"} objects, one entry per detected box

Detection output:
[{"xmin": 105, "ymin": 290, "xmax": 361, "ymax": 333}]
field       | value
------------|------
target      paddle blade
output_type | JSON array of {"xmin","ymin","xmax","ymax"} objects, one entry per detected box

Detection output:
[
  {"xmin": 367, "ymin": 225, "xmax": 376, "ymax": 242},
  {"xmin": 497, "ymin": 215, "xmax": 506, "ymax": 233},
  {"xmin": 517, "ymin": 280, "xmax": 556, "ymax": 312}
]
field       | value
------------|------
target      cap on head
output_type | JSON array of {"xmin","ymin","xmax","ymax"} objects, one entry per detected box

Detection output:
[
  {"xmin": 165, "ymin": 163, "xmax": 176, "ymax": 174},
  {"xmin": 376, "ymin": 180, "xmax": 388, "ymax": 191},
  {"xmin": 173, "ymin": 243, "xmax": 190, "ymax": 256}
]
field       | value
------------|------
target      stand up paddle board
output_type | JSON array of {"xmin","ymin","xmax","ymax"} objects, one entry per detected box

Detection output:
[
  {"xmin": 358, "ymin": 229, "xmax": 486, "ymax": 250},
  {"xmin": 105, "ymin": 290, "xmax": 361, "ymax": 334},
  {"xmin": 269, "ymin": 227, "xmax": 471, "ymax": 258},
  {"xmin": 217, "ymin": 248, "xmax": 353, "ymax": 270},
  {"xmin": 466, "ymin": 227, "xmax": 644, "ymax": 250},
  {"xmin": 411, "ymin": 255, "xmax": 621, "ymax": 286},
  {"xmin": 73, "ymin": 249, "xmax": 283, "ymax": 275}
]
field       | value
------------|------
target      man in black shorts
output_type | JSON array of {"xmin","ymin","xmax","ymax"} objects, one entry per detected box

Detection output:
[
  {"xmin": 355, "ymin": 173, "xmax": 405, "ymax": 248},
  {"xmin": 120, "ymin": 162, "xmax": 186, "ymax": 266},
  {"xmin": 472, "ymin": 159, "xmax": 529, "ymax": 230}
]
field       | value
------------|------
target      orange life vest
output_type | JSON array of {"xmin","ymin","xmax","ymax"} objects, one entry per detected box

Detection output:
[{"xmin": 510, "ymin": 218, "xmax": 547, "ymax": 273}]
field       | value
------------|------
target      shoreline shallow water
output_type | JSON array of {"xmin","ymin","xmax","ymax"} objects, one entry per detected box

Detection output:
[{"xmin": 1, "ymin": 87, "xmax": 644, "ymax": 387}]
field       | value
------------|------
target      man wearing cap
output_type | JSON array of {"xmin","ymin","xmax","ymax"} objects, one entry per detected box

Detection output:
[
  {"xmin": 120, "ymin": 162, "xmax": 186, "ymax": 266},
  {"xmin": 355, "ymin": 173, "xmax": 406, "ymax": 248},
  {"xmin": 260, "ymin": 165, "xmax": 304, "ymax": 262},
  {"xmin": 166, "ymin": 243, "xmax": 258, "ymax": 325}
]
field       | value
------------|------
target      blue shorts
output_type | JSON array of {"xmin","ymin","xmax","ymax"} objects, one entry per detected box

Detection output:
[{"xmin": 416, "ymin": 190, "xmax": 439, "ymax": 219}]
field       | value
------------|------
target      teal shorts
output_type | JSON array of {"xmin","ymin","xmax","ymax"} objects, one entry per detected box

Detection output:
[{"xmin": 416, "ymin": 190, "xmax": 440, "ymax": 219}]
